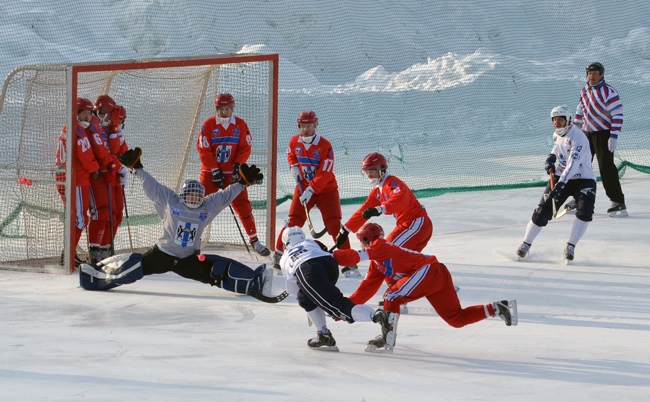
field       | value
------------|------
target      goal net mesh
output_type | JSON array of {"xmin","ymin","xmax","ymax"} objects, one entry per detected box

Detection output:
[{"xmin": 0, "ymin": 56, "xmax": 276, "ymax": 271}]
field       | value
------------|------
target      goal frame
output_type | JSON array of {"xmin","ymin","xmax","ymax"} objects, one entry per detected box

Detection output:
[{"xmin": 62, "ymin": 54, "xmax": 279, "ymax": 273}]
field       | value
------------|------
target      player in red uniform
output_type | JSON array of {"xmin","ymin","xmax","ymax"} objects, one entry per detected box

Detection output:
[
  {"xmin": 272, "ymin": 110, "xmax": 353, "ymax": 274},
  {"xmin": 334, "ymin": 222, "xmax": 518, "ymax": 353},
  {"xmin": 86, "ymin": 95, "xmax": 121, "ymax": 263},
  {"xmin": 55, "ymin": 97, "xmax": 101, "ymax": 266},
  {"xmin": 335, "ymin": 152, "xmax": 434, "ymax": 286},
  {"xmin": 196, "ymin": 93, "xmax": 270, "ymax": 256}
]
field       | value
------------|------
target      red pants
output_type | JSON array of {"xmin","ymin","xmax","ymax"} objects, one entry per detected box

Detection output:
[
  {"xmin": 383, "ymin": 263, "xmax": 489, "ymax": 328},
  {"xmin": 89, "ymin": 176, "xmax": 122, "ymax": 247},
  {"xmin": 386, "ymin": 215, "xmax": 433, "ymax": 252},
  {"xmin": 275, "ymin": 186, "xmax": 349, "ymax": 253}
]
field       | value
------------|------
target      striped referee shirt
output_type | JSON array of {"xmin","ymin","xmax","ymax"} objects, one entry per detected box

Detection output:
[{"xmin": 574, "ymin": 80, "xmax": 623, "ymax": 138}]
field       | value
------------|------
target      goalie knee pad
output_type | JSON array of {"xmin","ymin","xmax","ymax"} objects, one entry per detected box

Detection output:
[
  {"xmin": 79, "ymin": 253, "xmax": 144, "ymax": 291},
  {"xmin": 207, "ymin": 254, "xmax": 265, "ymax": 295}
]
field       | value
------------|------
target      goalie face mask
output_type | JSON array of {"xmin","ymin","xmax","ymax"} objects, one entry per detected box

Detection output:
[{"xmin": 180, "ymin": 180, "xmax": 205, "ymax": 209}]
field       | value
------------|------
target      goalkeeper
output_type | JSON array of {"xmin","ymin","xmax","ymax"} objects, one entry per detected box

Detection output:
[{"xmin": 79, "ymin": 147, "xmax": 272, "ymax": 299}]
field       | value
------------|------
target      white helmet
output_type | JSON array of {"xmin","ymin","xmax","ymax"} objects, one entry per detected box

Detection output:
[
  {"xmin": 550, "ymin": 105, "xmax": 573, "ymax": 137},
  {"xmin": 179, "ymin": 180, "xmax": 205, "ymax": 209},
  {"xmin": 282, "ymin": 226, "xmax": 306, "ymax": 248}
]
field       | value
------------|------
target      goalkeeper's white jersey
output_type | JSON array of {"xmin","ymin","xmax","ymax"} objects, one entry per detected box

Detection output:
[
  {"xmin": 279, "ymin": 240, "xmax": 331, "ymax": 296},
  {"xmin": 134, "ymin": 169, "xmax": 244, "ymax": 258},
  {"xmin": 552, "ymin": 125, "xmax": 597, "ymax": 184}
]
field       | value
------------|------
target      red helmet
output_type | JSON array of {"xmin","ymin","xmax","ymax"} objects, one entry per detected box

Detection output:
[
  {"xmin": 215, "ymin": 93, "xmax": 235, "ymax": 107},
  {"xmin": 115, "ymin": 105, "xmax": 127, "ymax": 121},
  {"xmin": 94, "ymin": 94, "xmax": 117, "ymax": 113},
  {"xmin": 297, "ymin": 110, "xmax": 318, "ymax": 125},
  {"xmin": 77, "ymin": 97, "xmax": 94, "ymax": 113},
  {"xmin": 356, "ymin": 222, "xmax": 384, "ymax": 245},
  {"xmin": 361, "ymin": 152, "xmax": 388, "ymax": 171}
]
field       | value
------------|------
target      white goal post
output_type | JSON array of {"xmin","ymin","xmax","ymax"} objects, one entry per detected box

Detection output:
[{"xmin": 0, "ymin": 54, "xmax": 279, "ymax": 273}]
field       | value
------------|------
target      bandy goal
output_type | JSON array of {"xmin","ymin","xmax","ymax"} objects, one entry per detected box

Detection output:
[{"xmin": 0, "ymin": 54, "xmax": 279, "ymax": 273}]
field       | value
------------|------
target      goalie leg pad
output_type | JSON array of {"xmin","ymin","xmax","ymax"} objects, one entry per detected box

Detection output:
[
  {"xmin": 207, "ymin": 254, "xmax": 266, "ymax": 295},
  {"xmin": 79, "ymin": 253, "xmax": 144, "ymax": 291}
]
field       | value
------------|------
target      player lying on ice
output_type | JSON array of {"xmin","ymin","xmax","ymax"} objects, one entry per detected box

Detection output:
[
  {"xmin": 79, "ymin": 147, "xmax": 287, "ymax": 303},
  {"xmin": 278, "ymin": 226, "xmax": 382, "ymax": 351},
  {"xmin": 333, "ymin": 222, "xmax": 518, "ymax": 354}
]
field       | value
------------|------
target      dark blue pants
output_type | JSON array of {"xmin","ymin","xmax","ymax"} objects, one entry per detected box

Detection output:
[{"xmin": 294, "ymin": 255, "xmax": 356, "ymax": 323}]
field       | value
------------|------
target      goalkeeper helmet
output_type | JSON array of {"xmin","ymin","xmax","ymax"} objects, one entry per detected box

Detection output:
[
  {"xmin": 356, "ymin": 222, "xmax": 384, "ymax": 246},
  {"xmin": 179, "ymin": 180, "xmax": 205, "ymax": 209},
  {"xmin": 361, "ymin": 152, "xmax": 388, "ymax": 185},
  {"xmin": 550, "ymin": 105, "xmax": 573, "ymax": 137},
  {"xmin": 215, "ymin": 93, "xmax": 235, "ymax": 108},
  {"xmin": 282, "ymin": 226, "xmax": 306, "ymax": 248}
]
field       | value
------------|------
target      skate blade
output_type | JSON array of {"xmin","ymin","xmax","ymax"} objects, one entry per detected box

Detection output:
[
  {"xmin": 365, "ymin": 345, "xmax": 393, "ymax": 354},
  {"xmin": 309, "ymin": 345, "xmax": 339, "ymax": 352},
  {"xmin": 608, "ymin": 211, "xmax": 628, "ymax": 217},
  {"xmin": 509, "ymin": 299, "xmax": 518, "ymax": 326}
]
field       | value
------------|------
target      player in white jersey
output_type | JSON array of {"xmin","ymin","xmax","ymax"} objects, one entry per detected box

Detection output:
[
  {"xmin": 79, "ymin": 147, "xmax": 279, "ymax": 302},
  {"xmin": 279, "ymin": 227, "xmax": 380, "ymax": 351},
  {"xmin": 516, "ymin": 105, "xmax": 597, "ymax": 262}
]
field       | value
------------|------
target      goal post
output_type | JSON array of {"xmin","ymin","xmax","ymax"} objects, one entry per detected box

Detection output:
[{"xmin": 0, "ymin": 54, "xmax": 279, "ymax": 273}]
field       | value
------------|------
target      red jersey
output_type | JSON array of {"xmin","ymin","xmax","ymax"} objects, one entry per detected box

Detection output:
[
  {"xmin": 87, "ymin": 116, "xmax": 119, "ymax": 171},
  {"xmin": 334, "ymin": 238, "xmax": 439, "ymax": 304},
  {"xmin": 197, "ymin": 116, "xmax": 252, "ymax": 175},
  {"xmin": 344, "ymin": 174, "xmax": 427, "ymax": 233},
  {"xmin": 286, "ymin": 134, "xmax": 338, "ymax": 194},
  {"xmin": 56, "ymin": 124, "xmax": 100, "ymax": 186}
]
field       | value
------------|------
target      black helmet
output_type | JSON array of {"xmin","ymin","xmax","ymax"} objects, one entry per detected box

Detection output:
[{"xmin": 586, "ymin": 62, "xmax": 605, "ymax": 75}]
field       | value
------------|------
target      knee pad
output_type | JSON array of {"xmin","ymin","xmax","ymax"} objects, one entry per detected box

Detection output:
[
  {"xmin": 79, "ymin": 253, "xmax": 144, "ymax": 291},
  {"xmin": 206, "ymin": 254, "xmax": 265, "ymax": 294}
]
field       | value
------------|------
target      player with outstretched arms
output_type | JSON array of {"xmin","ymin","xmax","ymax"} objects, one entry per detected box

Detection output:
[
  {"xmin": 334, "ymin": 222, "xmax": 517, "ymax": 354},
  {"xmin": 196, "ymin": 93, "xmax": 270, "ymax": 256},
  {"xmin": 279, "ymin": 226, "xmax": 380, "ymax": 351},
  {"xmin": 273, "ymin": 111, "xmax": 355, "ymax": 276},
  {"xmin": 516, "ymin": 105, "xmax": 597, "ymax": 262},
  {"xmin": 79, "ymin": 148, "xmax": 285, "ymax": 303}
]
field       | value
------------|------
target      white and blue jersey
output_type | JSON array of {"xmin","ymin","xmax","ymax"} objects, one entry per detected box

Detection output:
[{"xmin": 135, "ymin": 169, "xmax": 244, "ymax": 259}]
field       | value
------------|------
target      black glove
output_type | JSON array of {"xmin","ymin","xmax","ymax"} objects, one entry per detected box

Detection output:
[
  {"xmin": 544, "ymin": 153, "xmax": 557, "ymax": 175},
  {"xmin": 230, "ymin": 163, "xmax": 241, "ymax": 183},
  {"xmin": 549, "ymin": 181, "xmax": 566, "ymax": 203},
  {"xmin": 119, "ymin": 147, "xmax": 143, "ymax": 169},
  {"xmin": 211, "ymin": 168, "xmax": 224, "ymax": 188},
  {"xmin": 334, "ymin": 228, "xmax": 349, "ymax": 249},
  {"xmin": 362, "ymin": 207, "xmax": 382, "ymax": 219},
  {"xmin": 237, "ymin": 163, "xmax": 263, "ymax": 186}
]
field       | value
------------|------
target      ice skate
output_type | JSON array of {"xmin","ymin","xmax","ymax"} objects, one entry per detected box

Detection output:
[
  {"xmin": 307, "ymin": 329, "xmax": 339, "ymax": 352},
  {"xmin": 251, "ymin": 239, "xmax": 271, "ymax": 256},
  {"xmin": 341, "ymin": 265, "xmax": 361, "ymax": 278},
  {"xmin": 516, "ymin": 242, "xmax": 531, "ymax": 260},
  {"xmin": 492, "ymin": 300, "xmax": 518, "ymax": 326},
  {"xmin": 366, "ymin": 309, "xmax": 399, "ymax": 353},
  {"xmin": 271, "ymin": 252, "xmax": 283, "ymax": 276},
  {"xmin": 607, "ymin": 202, "xmax": 628, "ymax": 217},
  {"xmin": 563, "ymin": 242, "xmax": 575, "ymax": 264},
  {"xmin": 377, "ymin": 300, "xmax": 409, "ymax": 314}
]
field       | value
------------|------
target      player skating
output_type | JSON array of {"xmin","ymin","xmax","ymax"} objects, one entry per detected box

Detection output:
[
  {"xmin": 196, "ymin": 93, "xmax": 270, "ymax": 256},
  {"xmin": 516, "ymin": 105, "xmax": 597, "ymax": 263},
  {"xmin": 334, "ymin": 152, "xmax": 434, "ymax": 305},
  {"xmin": 273, "ymin": 111, "xmax": 355, "ymax": 276},
  {"xmin": 278, "ymin": 226, "xmax": 381, "ymax": 351},
  {"xmin": 334, "ymin": 222, "xmax": 517, "ymax": 354},
  {"xmin": 79, "ymin": 147, "xmax": 284, "ymax": 303}
]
